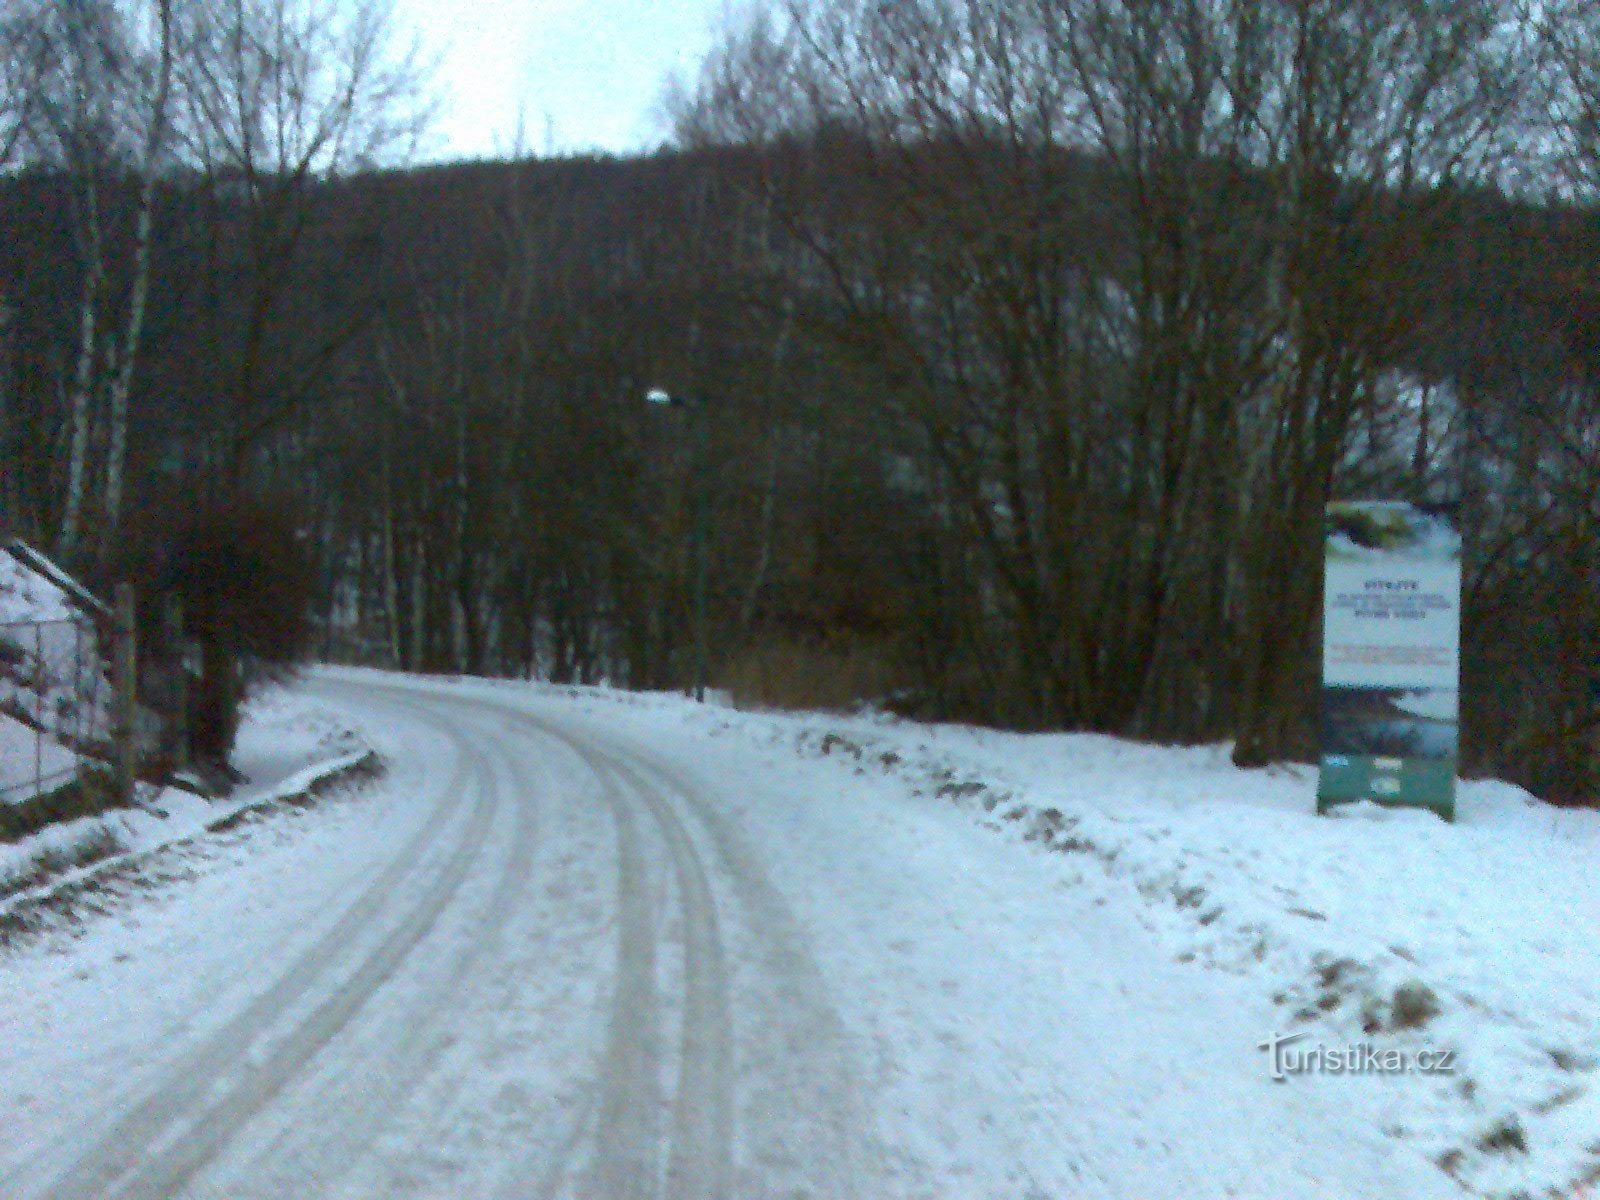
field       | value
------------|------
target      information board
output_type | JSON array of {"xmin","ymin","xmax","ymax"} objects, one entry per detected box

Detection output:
[{"xmin": 1318, "ymin": 502, "xmax": 1461, "ymax": 821}]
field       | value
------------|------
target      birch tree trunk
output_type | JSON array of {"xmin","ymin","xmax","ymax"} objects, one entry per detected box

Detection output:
[
  {"xmin": 103, "ymin": 0, "xmax": 174, "ymax": 536},
  {"xmin": 57, "ymin": 183, "xmax": 104, "ymax": 562}
]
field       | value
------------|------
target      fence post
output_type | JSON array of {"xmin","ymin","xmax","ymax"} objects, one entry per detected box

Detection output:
[
  {"xmin": 113, "ymin": 583, "xmax": 138, "ymax": 804},
  {"xmin": 32, "ymin": 620, "xmax": 42, "ymax": 799},
  {"xmin": 163, "ymin": 594, "xmax": 188, "ymax": 773},
  {"xmin": 72, "ymin": 618, "xmax": 86, "ymax": 797}
]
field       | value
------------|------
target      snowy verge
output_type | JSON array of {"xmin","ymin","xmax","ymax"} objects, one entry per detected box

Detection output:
[
  {"xmin": 747, "ymin": 715, "xmax": 1600, "ymax": 1200},
  {"xmin": 417, "ymin": 673, "xmax": 1596, "ymax": 1200},
  {"xmin": 0, "ymin": 686, "xmax": 384, "ymax": 947}
]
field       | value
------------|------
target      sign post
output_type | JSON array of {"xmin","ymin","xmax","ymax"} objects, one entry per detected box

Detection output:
[{"xmin": 1318, "ymin": 502, "xmax": 1461, "ymax": 821}]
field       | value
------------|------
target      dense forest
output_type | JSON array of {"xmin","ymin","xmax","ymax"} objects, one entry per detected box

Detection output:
[{"xmin": 1, "ymin": 0, "xmax": 1598, "ymax": 804}]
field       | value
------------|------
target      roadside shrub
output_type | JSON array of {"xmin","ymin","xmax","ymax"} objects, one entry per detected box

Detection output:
[
  {"xmin": 112, "ymin": 493, "xmax": 316, "ymax": 768},
  {"xmin": 721, "ymin": 634, "xmax": 901, "ymax": 713},
  {"xmin": 0, "ymin": 768, "xmax": 122, "ymax": 843}
]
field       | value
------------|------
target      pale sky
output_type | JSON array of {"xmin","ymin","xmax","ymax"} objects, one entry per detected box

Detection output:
[{"xmin": 396, "ymin": 0, "xmax": 727, "ymax": 161}]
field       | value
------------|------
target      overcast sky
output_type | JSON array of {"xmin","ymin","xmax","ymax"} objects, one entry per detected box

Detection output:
[{"xmin": 395, "ymin": 0, "xmax": 726, "ymax": 161}]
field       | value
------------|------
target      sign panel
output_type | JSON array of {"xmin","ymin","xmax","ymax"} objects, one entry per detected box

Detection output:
[{"xmin": 1318, "ymin": 502, "xmax": 1461, "ymax": 821}]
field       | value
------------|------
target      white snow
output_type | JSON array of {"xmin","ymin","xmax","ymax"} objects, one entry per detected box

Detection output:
[
  {"xmin": 0, "ymin": 687, "xmax": 427, "ymax": 1199},
  {"xmin": 0, "ymin": 685, "xmax": 377, "ymax": 907},
  {"xmin": 0, "ymin": 669, "xmax": 1593, "ymax": 1199},
  {"xmin": 520, "ymin": 680, "xmax": 1600, "ymax": 1198}
]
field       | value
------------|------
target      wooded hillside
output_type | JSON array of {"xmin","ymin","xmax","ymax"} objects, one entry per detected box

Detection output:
[{"xmin": 2, "ymin": 0, "xmax": 1597, "ymax": 803}]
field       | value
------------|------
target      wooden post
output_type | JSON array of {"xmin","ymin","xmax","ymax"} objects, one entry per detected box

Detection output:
[
  {"xmin": 163, "ymin": 594, "xmax": 188, "ymax": 773},
  {"xmin": 32, "ymin": 621, "xmax": 43, "ymax": 797},
  {"xmin": 113, "ymin": 583, "xmax": 138, "ymax": 803}
]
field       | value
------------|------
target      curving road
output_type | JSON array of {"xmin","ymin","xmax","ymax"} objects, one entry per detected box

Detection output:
[
  {"xmin": 0, "ymin": 672, "xmax": 1463, "ymax": 1199},
  {"xmin": 1, "ymin": 675, "xmax": 869, "ymax": 1199}
]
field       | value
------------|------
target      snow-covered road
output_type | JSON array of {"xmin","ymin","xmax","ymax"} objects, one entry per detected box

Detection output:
[{"xmin": 0, "ymin": 672, "xmax": 1464, "ymax": 1198}]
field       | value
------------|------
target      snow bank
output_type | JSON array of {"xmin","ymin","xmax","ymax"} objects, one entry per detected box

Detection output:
[
  {"xmin": 0, "ymin": 686, "xmax": 379, "ymax": 920},
  {"xmin": 743, "ymin": 716, "xmax": 1600, "ymax": 1198}
]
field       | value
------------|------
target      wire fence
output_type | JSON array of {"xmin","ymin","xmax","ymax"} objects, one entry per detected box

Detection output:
[{"xmin": 0, "ymin": 613, "xmax": 113, "ymax": 805}]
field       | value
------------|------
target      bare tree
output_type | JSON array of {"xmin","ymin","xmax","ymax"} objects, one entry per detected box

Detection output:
[
  {"xmin": 1545, "ymin": 0, "xmax": 1600, "ymax": 196},
  {"xmin": 1054, "ymin": 0, "xmax": 1527, "ymax": 760},
  {"xmin": 1230, "ymin": 0, "xmax": 1528, "ymax": 764},
  {"xmin": 12, "ymin": 0, "xmax": 182, "ymax": 560},
  {"xmin": 102, "ymin": 0, "xmax": 174, "ymax": 536},
  {"xmin": 173, "ymin": 0, "xmax": 433, "ymax": 484},
  {"xmin": 672, "ymin": 0, "xmax": 1537, "ymax": 754},
  {"xmin": 26, "ymin": 0, "xmax": 132, "ymax": 560},
  {"xmin": 0, "ymin": 3, "xmax": 49, "ymax": 167}
]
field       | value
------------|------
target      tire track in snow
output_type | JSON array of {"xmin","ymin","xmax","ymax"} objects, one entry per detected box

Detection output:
[
  {"xmin": 383, "ymin": 690, "xmax": 864, "ymax": 1199},
  {"xmin": 583, "ymin": 749, "xmax": 666, "ymax": 1200},
  {"xmin": 609, "ymin": 754, "xmax": 733, "ymax": 1200},
  {"xmin": 507, "ymin": 711, "xmax": 735, "ymax": 1200},
  {"xmin": 211, "ymin": 687, "xmax": 545, "ymax": 1198},
  {"xmin": 27, "ymin": 695, "xmax": 496, "ymax": 1200},
  {"xmin": 328, "ymin": 710, "xmax": 614, "ymax": 1200},
  {"xmin": 573, "ymin": 721, "xmax": 874, "ymax": 1199}
]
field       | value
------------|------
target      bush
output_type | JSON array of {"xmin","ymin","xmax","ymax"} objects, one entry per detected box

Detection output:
[
  {"xmin": 0, "ymin": 768, "xmax": 123, "ymax": 843},
  {"xmin": 720, "ymin": 635, "xmax": 902, "ymax": 713},
  {"xmin": 112, "ymin": 493, "xmax": 316, "ymax": 767}
]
